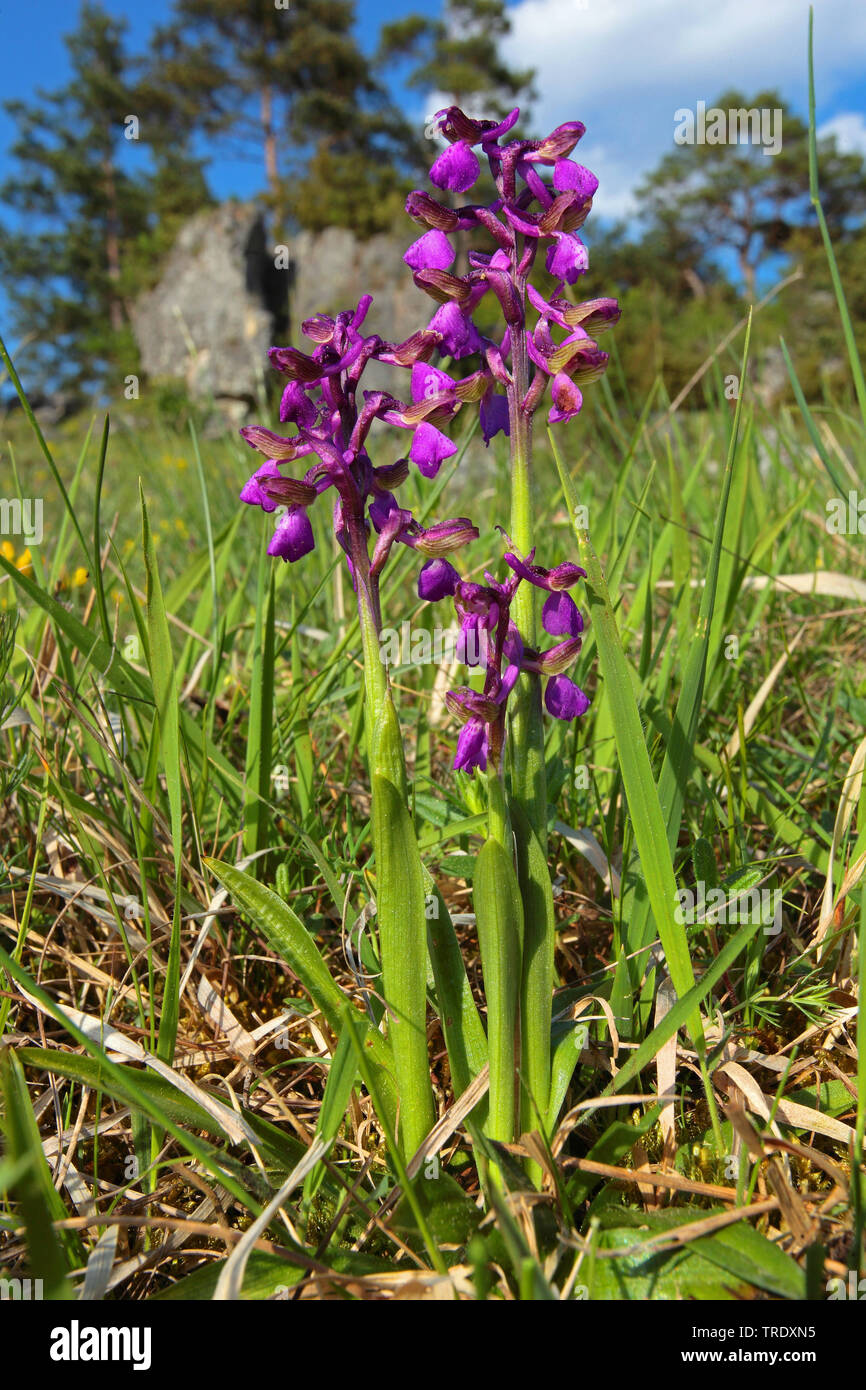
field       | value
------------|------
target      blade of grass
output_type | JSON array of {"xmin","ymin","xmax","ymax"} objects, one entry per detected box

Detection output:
[
  {"xmin": 550, "ymin": 428, "xmax": 700, "ymax": 1040},
  {"xmin": 0, "ymin": 1047, "xmax": 76, "ymax": 1295},
  {"xmin": 619, "ymin": 314, "xmax": 754, "ymax": 1016},
  {"xmin": 140, "ymin": 485, "xmax": 184, "ymax": 1066},
  {"xmin": 204, "ymin": 858, "xmax": 400, "ymax": 1134},
  {"xmin": 807, "ymin": 7, "xmax": 866, "ymax": 436},
  {"xmin": 244, "ymin": 537, "xmax": 276, "ymax": 860}
]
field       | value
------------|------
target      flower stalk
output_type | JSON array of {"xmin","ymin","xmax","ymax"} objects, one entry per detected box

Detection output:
[{"xmin": 237, "ymin": 96, "xmax": 617, "ymax": 1177}]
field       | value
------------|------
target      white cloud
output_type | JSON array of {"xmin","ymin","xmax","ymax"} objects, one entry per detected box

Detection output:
[
  {"xmin": 501, "ymin": 0, "xmax": 866, "ymax": 221},
  {"xmin": 818, "ymin": 111, "xmax": 866, "ymax": 155}
]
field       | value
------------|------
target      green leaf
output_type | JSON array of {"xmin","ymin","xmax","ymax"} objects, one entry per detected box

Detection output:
[
  {"xmin": 152, "ymin": 1246, "xmax": 394, "ymax": 1301},
  {"xmin": 547, "ymin": 1021, "xmax": 589, "ymax": 1133},
  {"xmin": 787, "ymin": 1081, "xmax": 856, "ymax": 1119},
  {"xmin": 0, "ymin": 550, "xmax": 145, "ymax": 703},
  {"xmin": 512, "ymin": 805, "xmax": 555, "ymax": 1136},
  {"xmin": 550, "ymin": 430, "xmax": 699, "ymax": 1040},
  {"xmin": 780, "ymin": 339, "xmax": 847, "ymax": 493},
  {"xmin": 606, "ymin": 913, "xmax": 764, "ymax": 1104},
  {"xmin": 204, "ymin": 858, "xmax": 399, "ymax": 1135},
  {"xmin": 140, "ymin": 485, "xmax": 183, "ymax": 1065},
  {"xmin": 437, "ymin": 854, "xmax": 477, "ymax": 880},
  {"xmin": 0, "ymin": 947, "xmax": 269, "ymax": 1215},
  {"xmin": 244, "ymin": 548, "xmax": 276, "ymax": 858},
  {"xmin": 207, "ymin": 859, "xmax": 348, "ymax": 1032},
  {"xmin": 586, "ymin": 1221, "xmax": 741, "ymax": 1301},
  {"xmin": 302, "ymin": 1028, "xmax": 357, "ymax": 1205},
  {"xmin": 0, "ymin": 1048, "xmax": 75, "ymax": 1297},
  {"xmin": 615, "ymin": 313, "xmax": 753, "ymax": 1023},
  {"xmin": 340, "ymin": 1005, "xmax": 447, "ymax": 1275},
  {"xmin": 392, "ymin": 1168, "xmax": 481, "ymax": 1249},
  {"xmin": 474, "ymin": 836, "xmax": 523, "ymax": 1145},
  {"xmin": 371, "ymin": 769, "xmax": 436, "ymax": 1157},
  {"xmin": 585, "ymin": 1205, "xmax": 804, "ymax": 1301},
  {"xmin": 0, "ymin": 333, "xmax": 91, "ymax": 563},
  {"xmin": 693, "ymin": 1220, "xmax": 805, "ymax": 1300},
  {"xmin": 91, "ymin": 414, "xmax": 112, "ymax": 644},
  {"xmin": 567, "ymin": 1109, "xmax": 661, "ymax": 1205},
  {"xmin": 14, "ymin": 1045, "xmax": 304, "ymax": 1176},
  {"xmin": 424, "ymin": 882, "xmax": 488, "ymax": 1103}
]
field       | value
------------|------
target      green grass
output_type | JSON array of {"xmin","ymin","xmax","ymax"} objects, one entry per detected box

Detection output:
[
  {"xmin": 0, "ymin": 342, "xmax": 862, "ymax": 1298},
  {"xmin": 1, "ymin": 27, "xmax": 865, "ymax": 1288}
]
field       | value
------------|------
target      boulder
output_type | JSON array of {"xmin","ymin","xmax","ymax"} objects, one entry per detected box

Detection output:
[
  {"xmin": 131, "ymin": 202, "xmax": 290, "ymax": 412},
  {"xmin": 290, "ymin": 227, "xmax": 424, "ymax": 396},
  {"xmin": 132, "ymin": 208, "xmax": 428, "ymax": 412}
]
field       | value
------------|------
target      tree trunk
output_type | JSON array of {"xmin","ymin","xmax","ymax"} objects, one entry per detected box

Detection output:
[
  {"xmin": 683, "ymin": 267, "xmax": 706, "ymax": 300},
  {"xmin": 102, "ymin": 149, "xmax": 124, "ymax": 334},
  {"xmin": 261, "ymin": 84, "xmax": 279, "ymax": 205}
]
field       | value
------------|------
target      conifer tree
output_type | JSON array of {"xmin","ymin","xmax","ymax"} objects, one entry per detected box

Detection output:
[
  {"xmin": 150, "ymin": 0, "xmax": 415, "ymax": 236},
  {"xmin": 379, "ymin": 0, "xmax": 535, "ymax": 127},
  {"xmin": 638, "ymin": 90, "xmax": 866, "ymax": 300},
  {"xmin": 0, "ymin": 3, "xmax": 209, "ymax": 388}
]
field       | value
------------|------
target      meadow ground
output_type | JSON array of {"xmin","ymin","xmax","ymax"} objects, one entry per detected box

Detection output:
[{"xmin": 1, "ymin": 320, "xmax": 864, "ymax": 1302}]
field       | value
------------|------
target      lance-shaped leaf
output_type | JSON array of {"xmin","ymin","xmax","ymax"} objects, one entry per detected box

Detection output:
[
  {"xmin": 550, "ymin": 430, "xmax": 702, "ymax": 1047},
  {"xmin": 371, "ymin": 772, "xmax": 437, "ymax": 1158},
  {"xmin": 512, "ymin": 804, "xmax": 557, "ymax": 1138},
  {"xmin": 0, "ymin": 1048, "xmax": 76, "ymax": 1297},
  {"xmin": 204, "ymin": 859, "xmax": 399, "ymax": 1135},
  {"xmin": 425, "ymin": 882, "xmax": 488, "ymax": 1105},
  {"xmin": 474, "ymin": 837, "xmax": 523, "ymax": 1150},
  {"xmin": 141, "ymin": 486, "xmax": 184, "ymax": 1066}
]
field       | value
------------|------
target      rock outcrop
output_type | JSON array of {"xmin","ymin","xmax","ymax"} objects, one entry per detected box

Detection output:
[
  {"xmin": 290, "ymin": 226, "xmax": 422, "ymax": 393},
  {"xmin": 131, "ymin": 202, "xmax": 290, "ymax": 415},
  {"xmin": 131, "ymin": 206, "xmax": 423, "ymax": 413}
]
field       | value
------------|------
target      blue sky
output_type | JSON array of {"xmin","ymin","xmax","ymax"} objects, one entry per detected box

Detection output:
[
  {"xmin": 500, "ymin": 0, "xmax": 866, "ymax": 220},
  {"xmin": 0, "ymin": 0, "xmax": 438, "ymax": 206},
  {"xmin": 1, "ymin": 0, "xmax": 865, "ymax": 353}
]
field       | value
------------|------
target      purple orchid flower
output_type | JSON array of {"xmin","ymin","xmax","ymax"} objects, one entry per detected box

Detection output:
[
  {"xmin": 238, "ymin": 295, "xmax": 481, "ymax": 657},
  {"xmin": 398, "ymin": 104, "xmax": 618, "ymax": 452},
  {"xmin": 418, "ymin": 540, "xmax": 591, "ymax": 774}
]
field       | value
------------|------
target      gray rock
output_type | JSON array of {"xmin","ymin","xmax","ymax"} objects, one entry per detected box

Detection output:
[
  {"xmin": 752, "ymin": 347, "xmax": 788, "ymax": 409},
  {"xmin": 290, "ymin": 227, "xmax": 426, "ymax": 398},
  {"xmin": 131, "ymin": 202, "xmax": 290, "ymax": 412},
  {"xmin": 132, "ymin": 208, "xmax": 429, "ymax": 412}
]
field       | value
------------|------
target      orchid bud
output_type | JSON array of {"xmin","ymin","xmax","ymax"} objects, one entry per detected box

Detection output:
[
  {"xmin": 413, "ymin": 269, "xmax": 474, "ymax": 305},
  {"xmin": 405, "ymin": 191, "xmax": 461, "ymax": 232}
]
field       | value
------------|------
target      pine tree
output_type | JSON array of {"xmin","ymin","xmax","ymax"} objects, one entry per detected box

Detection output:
[
  {"xmin": 150, "ymin": 0, "xmax": 416, "ymax": 236},
  {"xmin": 0, "ymin": 3, "xmax": 210, "ymax": 390},
  {"xmin": 638, "ymin": 91, "xmax": 866, "ymax": 300},
  {"xmin": 379, "ymin": 0, "xmax": 536, "ymax": 127}
]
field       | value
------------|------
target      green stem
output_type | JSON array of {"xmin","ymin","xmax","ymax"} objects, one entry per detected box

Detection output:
[
  {"xmin": 354, "ymin": 554, "xmax": 434, "ymax": 1157},
  {"xmin": 355, "ymin": 555, "xmax": 406, "ymax": 791},
  {"xmin": 508, "ymin": 332, "xmax": 548, "ymax": 839},
  {"xmin": 487, "ymin": 765, "xmax": 510, "ymax": 849},
  {"xmin": 507, "ymin": 256, "xmax": 554, "ymax": 1148},
  {"xmin": 475, "ymin": 788, "xmax": 523, "ymax": 1169}
]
